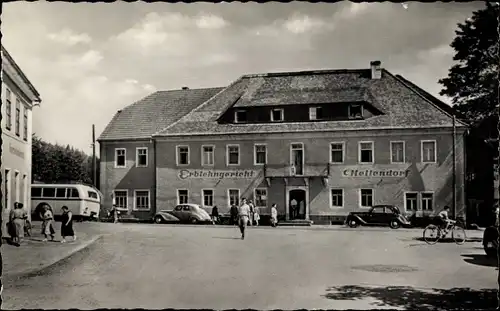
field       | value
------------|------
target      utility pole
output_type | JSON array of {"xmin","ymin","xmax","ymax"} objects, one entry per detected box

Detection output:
[{"xmin": 92, "ymin": 124, "xmax": 97, "ymax": 188}]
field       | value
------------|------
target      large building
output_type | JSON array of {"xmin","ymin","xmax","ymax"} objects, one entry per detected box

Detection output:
[
  {"xmin": 1, "ymin": 45, "xmax": 42, "ymax": 234},
  {"xmin": 99, "ymin": 61, "xmax": 468, "ymax": 224}
]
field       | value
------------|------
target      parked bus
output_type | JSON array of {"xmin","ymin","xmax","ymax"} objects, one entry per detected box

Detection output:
[{"xmin": 31, "ymin": 184, "xmax": 102, "ymax": 221}]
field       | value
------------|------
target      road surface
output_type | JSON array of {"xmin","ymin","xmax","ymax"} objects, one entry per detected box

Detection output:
[{"xmin": 3, "ymin": 223, "xmax": 497, "ymax": 310}]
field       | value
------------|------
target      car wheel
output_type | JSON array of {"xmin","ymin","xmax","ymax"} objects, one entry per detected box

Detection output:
[
  {"xmin": 390, "ymin": 220, "xmax": 401, "ymax": 229},
  {"xmin": 190, "ymin": 218, "xmax": 198, "ymax": 224},
  {"xmin": 348, "ymin": 219, "xmax": 358, "ymax": 228},
  {"xmin": 154, "ymin": 216, "xmax": 163, "ymax": 224}
]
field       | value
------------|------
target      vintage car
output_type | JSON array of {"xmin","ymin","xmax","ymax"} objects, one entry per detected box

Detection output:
[
  {"xmin": 483, "ymin": 226, "xmax": 498, "ymax": 257},
  {"xmin": 154, "ymin": 203, "xmax": 213, "ymax": 224},
  {"xmin": 345, "ymin": 205, "xmax": 411, "ymax": 229}
]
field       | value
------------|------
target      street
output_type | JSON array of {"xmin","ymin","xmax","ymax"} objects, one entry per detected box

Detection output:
[{"xmin": 3, "ymin": 223, "xmax": 497, "ymax": 310}]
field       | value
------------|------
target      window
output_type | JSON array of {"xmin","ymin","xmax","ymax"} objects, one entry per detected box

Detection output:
[
  {"xmin": 88, "ymin": 191, "xmax": 99, "ymax": 199},
  {"xmin": 391, "ymin": 141, "xmax": 405, "ymax": 163},
  {"xmin": 358, "ymin": 141, "xmax": 374, "ymax": 163},
  {"xmin": 228, "ymin": 189, "xmax": 240, "ymax": 207},
  {"xmin": 115, "ymin": 148, "xmax": 126, "ymax": 168},
  {"xmin": 270, "ymin": 108, "xmax": 284, "ymax": 122},
  {"xmin": 114, "ymin": 190, "xmax": 128, "ymax": 210},
  {"xmin": 227, "ymin": 145, "xmax": 240, "ymax": 165},
  {"xmin": 177, "ymin": 189, "xmax": 188, "ymax": 204},
  {"xmin": 15, "ymin": 99, "xmax": 21, "ymax": 137},
  {"xmin": 405, "ymin": 192, "xmax": 418, "ymax": 211},
  {"xmin": 421, "ymin": 192, "xmax": 434, "ymax": 211},
  {"xmin": 235, "ymin": 110, "xmax": 248, "ymax": 123},
  {"xmin": 136, "ymin": 147, "xmax": 148, "ymax": 167},
  {"xmin": 202, "ymin": 189, "xmax": 214, "ymax": 207},
  {"xmin": 421, "ymin": 140, "xmax": 436, "ymax": 163},
  {"xmin": 309, "ymin": 106, "xmax": 323, "ymax": 120},
  {"xmin": 330, "ymin": 189, "xmax": 343, "ymax": 208},
  {"xmin": 371, "ymin": 206, "xmax": 385, "ymax": 214},
  {"xmin": 31, "ymin": 187, "xmax": 42, "ymax": 198},
  {"xmin": 4, "ymin": 169, "xmax": 10, "ymax": 210},
  {"xmin": 202, "ymin": 145, "xmax": 215, "ymax": 166},
  {"xmin": 68, "ymin": 188, "xmax": 80, "ymax": 198},
  {"xmin": 254, "ymin": 144, "xmax": 267, "ymax": 165},
  {"xmin": 254, "ymin": 188, "xmax": 268, "ymax": 207},
  {"xmin": 349, "ymin": 103, "xmax": 363, "ymax": 119},
  {"xmin": 56, "ymin": 188, "xmax": 66, "ymax": 198},
  {"xmin": 23, "ymin": 107, "xmax": 28, "ymax": 141},
  {"xmin": 177, "ymin": 146, "xmax": 190, "ymax": 165},
  {"xmin": 330, "ymin": 142, "xmax": 344, "ymax": 163},
  {"xmin": 43, "ymin": 188, "xmax": 56, "ymax": 198},
  {"xmin": 360, "ymin": 189, "xmax": 373, "ymax": 208},
  {"xmin": 5, "ymin": 89, "xmax": 12, "ymax": 130},
  {"xmin": 134, "ymin": 190, "xmax": 150, "ymax": 210}
]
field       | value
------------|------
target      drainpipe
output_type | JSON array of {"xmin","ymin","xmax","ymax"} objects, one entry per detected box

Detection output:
[
  {"xmin": 452, "ymin": 115, "xmax": 457, "ymax": 220},
  {"xmin": 152, "ymin": 138, "xmax": 157, "ymax": 217}
]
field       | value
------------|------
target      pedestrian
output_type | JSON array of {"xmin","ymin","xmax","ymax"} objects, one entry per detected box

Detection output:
[
  {"xmin": 211, "ymin": 205, "xmax": 219, "ymax": 224},
  {"xmin": 9, "ymin": 202, "xmax": 27, "ymax": 245},
  {"xmin": 248, "ymin": 200, "xmax": 255, "ymax": 226},
  {"xmin": 230, "ymin": 204, "xmax": 238, "ymax": 226},
  {"xmin": 271, "ymin": 203, "xmax": 278, "ymax": 227},
  {"xmin": 41, "ymin": 205, "xmax": 55, "ymax": 242},
  {"xmin": 495, "ymin": 202, "xmax": 499, "ymax": 227},
  {"xmin": 60, "ymin": 206, "xmax": 76, "ymax": 243},
  {"xmin": 238, "ymin": 198, "xmax": 251, "ymax": 240},
  {"xmin": 253, "ymin": 205, "xmax": 260, "ymax": 226}
]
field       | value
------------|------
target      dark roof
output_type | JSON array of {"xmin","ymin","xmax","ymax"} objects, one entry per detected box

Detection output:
[
  {"xmin": 155, "ymin": 67, "xmax": 467, "ymax": 137},
  {"xmin": 1, "ymin": 45, "xmax": 41, "ymax": 102},
  {"xmin": 98, "ymin": 87, "xmax": 224, "ymax": 141}
]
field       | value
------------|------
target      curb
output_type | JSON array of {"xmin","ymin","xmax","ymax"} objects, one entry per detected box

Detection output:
[{"xmin": 3, "ymin": 234, "xmax": 103, "ymax": 281}]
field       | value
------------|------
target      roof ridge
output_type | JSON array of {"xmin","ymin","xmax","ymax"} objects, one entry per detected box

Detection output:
[{"xmin": 242, "ymin": 68, "xmax": 368, "ymax": 78}]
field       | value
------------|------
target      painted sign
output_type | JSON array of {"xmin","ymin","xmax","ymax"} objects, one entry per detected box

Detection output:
[
  {"xmin": 342, "ymin": 168, "xmax": 409, "ymax": 178},
  {"xmin": 9, "ymin": 144, "xmax": 24, "ymax": 159},
  {"xmin": 178, "ymin": 169, "xmax": 257, "ymax": 180}
]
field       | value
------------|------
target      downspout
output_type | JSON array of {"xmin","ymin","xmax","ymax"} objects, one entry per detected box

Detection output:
[
  {"xmin": 452, "ymin": 115, "xmax": 457, "ymax": 220},
  {"xmin": 152, "ymin": 137, "xmax": 157, "ymax": 218}
]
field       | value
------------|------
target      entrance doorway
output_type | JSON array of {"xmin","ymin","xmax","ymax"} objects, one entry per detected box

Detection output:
[{"xmin": 288, "ymin": 189, "xmax": 306, "ymax": 220}]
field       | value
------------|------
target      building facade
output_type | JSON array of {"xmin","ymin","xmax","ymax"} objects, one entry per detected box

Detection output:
[
  {"xmin": 100, "ymin": 61, "xmax": 468, "ymax": 224},
  {"xmin": 1, "ymin": 46, "xmax": 42, "ymax": 235}
]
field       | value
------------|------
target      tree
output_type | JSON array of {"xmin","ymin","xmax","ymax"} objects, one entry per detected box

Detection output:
[{"xmin": 439, "ymin": 3, "xmax": 499, "ymax": 124}]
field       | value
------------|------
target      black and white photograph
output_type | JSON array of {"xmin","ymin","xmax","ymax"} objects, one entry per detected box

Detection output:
[{"xmin": 0, "ymin": 1, "xmax": 498, "ymax": 310}]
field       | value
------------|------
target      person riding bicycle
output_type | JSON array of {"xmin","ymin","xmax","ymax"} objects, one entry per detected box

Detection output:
[{"xmin": 438, "ymin": 206, "xmax": 454, "ymax": 234}]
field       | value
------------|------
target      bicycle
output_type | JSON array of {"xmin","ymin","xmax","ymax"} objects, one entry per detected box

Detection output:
[{"xmin": 423, "ymin": 219, "xmax": 466, "ymax": 245}]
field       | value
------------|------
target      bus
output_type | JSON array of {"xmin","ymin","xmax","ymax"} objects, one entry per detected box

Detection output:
[{"xmin": 31, "ymin": 184, "xmax": 102, "ymax": 221}]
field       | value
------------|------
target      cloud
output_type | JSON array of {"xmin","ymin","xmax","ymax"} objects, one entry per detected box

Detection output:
[
  {"xmin": 47, "ymin": 28, "xmax": 92, "ymax": 46},
  {"xmin": 283, "ymin": 14, "xmax": 332, "ymax": 34},
  {"xmin": 195, "ymin": 14, "xmax": 228, "ymax": 29}
]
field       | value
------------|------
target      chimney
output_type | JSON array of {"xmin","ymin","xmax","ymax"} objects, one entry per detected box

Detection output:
[
  {"xmin": 182, "ymin": 86, "xmax": 189, "ymax": 90},
  {"xmin": 370, "ymin": 60, "xmax": 382, "ymax": 79}
]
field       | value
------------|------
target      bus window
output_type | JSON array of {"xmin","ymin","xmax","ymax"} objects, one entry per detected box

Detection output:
[
  {"xmin": 69, "ymin": 188, "xmax": 80, "ymax": 199},
  {"xmin": 56, "ymin": 188, "xmax": 67, "ymax": 198},
  {"xmin": 31, "ymin": 187, "xmax": 42, "ymax": 198},
  {"xmin": 43, "ymin": 188, "xmax": 56, "ymax": 198},
  {"xmin": 88, "ymin": 191, "xmax": 98, "ymax": 199}
]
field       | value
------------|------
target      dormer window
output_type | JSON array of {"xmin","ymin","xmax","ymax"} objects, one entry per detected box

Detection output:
[
  {"xmin": 309, "ymin": 106, "xmax": 323, "ymax": 120},
  {"xmin": 270, "ymin": 108, "xmax": 284, "ymax": 122},
  {"xmin": 348, "ymin": 103, "xmax": 363, "ymax": 119},
  {"xmin": 234, "ymin": 109, "xmax": 248, "ymax": 123}
]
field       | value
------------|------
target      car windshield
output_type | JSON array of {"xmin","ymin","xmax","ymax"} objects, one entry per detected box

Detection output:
[
  {"xmin": 183, "ymin": 206, "xmax": 191, "ymax": 211},
  {"xmin": 174, "ymin": 206, "xmax": 183, "ymax": 211}
]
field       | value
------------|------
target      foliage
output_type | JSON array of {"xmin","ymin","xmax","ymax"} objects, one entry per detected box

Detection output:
[
  {"xmin": 439, "ymin": 3, "xmax": 499, "ymax": 125},
  {"xmin": 32, "ymin": 134, "xmax": 100, "ymax": 189}
]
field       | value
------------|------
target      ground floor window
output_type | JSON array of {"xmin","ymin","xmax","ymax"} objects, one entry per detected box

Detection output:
[
  {"xmin": 360, "ymin": 189, "xmax": 373, "ymax": 207},
  {"xmin": 114, "ymin": 190, "xmax": 128, "ymax": 210},
  {"xmin": 228, "ymin": 189, "xmax": 240, "ymax": 206},
  {"xmin": 134, "ymin": 190, "xmax": 150, "ymax": 210},
  {"xmin": 254, "ymin": 188, "xmax": 268, "ymax": 207},
  {"xmin": 177, "ymin": 189, "xmax": 188, "ymax": 205},
  {"xmin": 330, "ymin": 189, "xmax": 343, "ymax": 207},
  {"xmin": 421, "ymin": 192, "xmax": 434, "ymax": 211},
  {"xmin": 202, "ymin": 189, "xmax": 214, "ymax": 207},
  {"xmin": 405, "ymin": 192, "xmax": 418, "ymax": 211}
]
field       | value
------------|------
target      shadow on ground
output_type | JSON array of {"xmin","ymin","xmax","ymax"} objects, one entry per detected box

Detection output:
[
  {"xmin": 322, "ymin": 285, "xmax": 497, "ymax": 310},
  {"xmin": 212, "ymin": 237, "xmax": 241, "ymax": 240},
  {"xmin": 462, "ymin": 254, "xmax": 498, "ymax": 268},
  {"xmin": 413, "ymin": 237, "xmax": 482, "ymax": 243}
]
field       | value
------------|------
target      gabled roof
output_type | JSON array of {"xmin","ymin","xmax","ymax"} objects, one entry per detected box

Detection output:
[
  {"xmin": 155, "ymin": 67, "xmax": 467, "ymax": 137},
  {"xmin": 98, "ymin": 87, "xmax": 224, "ymax": 141}
]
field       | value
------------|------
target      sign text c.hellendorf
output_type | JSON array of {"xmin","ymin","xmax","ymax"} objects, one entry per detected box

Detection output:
[
  {"xmin": 178, "ymin": 169, "xmax": 257, "ymax": 180},
  {"xmin": 342, "ymin": 169, "xmax": 409, "ymax": 178}
]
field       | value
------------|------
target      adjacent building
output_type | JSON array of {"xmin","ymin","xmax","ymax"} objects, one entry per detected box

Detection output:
[
  {"xmin": 1, "ymin": 45, "xmax": 42, "ymax": 234},
  {"xmin": 99, "ymin": 61, "xmax": 468, "ymax": 224}
]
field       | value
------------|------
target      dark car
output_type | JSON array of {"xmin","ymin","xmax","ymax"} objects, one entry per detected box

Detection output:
[
  {"xmin": 154, "ymin": 203, "xmax": 213, "ymax": 224},
  {"xmin": 483, "ymin": 226, "xmax": 498, "ymax": 257},
  {"xmin": 345, "ymin": 205, "xmax": 411, "ymax": 229}
]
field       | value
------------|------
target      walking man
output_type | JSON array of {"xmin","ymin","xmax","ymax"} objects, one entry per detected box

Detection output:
[
  {"xmin": 248, "ymin": 200, "xmax": 255, "ymax": 226},
  {"xmin": 238, "ymin": 198, "xmax": 251, "ymax": 240}
]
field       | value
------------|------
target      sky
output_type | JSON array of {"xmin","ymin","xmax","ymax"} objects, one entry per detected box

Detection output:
[{"xmin": 1, "ymin": 1, "xmax": 484, "ymax": 155}]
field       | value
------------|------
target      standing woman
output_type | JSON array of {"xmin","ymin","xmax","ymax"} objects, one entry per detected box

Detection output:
[
  {"xmin": 9, "ymin": 202, "xmax": 26, "ymax": 244},
  {"xmin": 253, "ymin": 205, "xmax": 260, "ymax": 227},
  {"xmin": 271, "ymin": 203, "xmax": 278, "ymax": 228},
  {"xmin": 61, "ymin": 206, "xmax": 76, "ymax": 243},
  {"xmin": 41, "ymin": 205, "xmax": 55, "ymax": 242}
]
